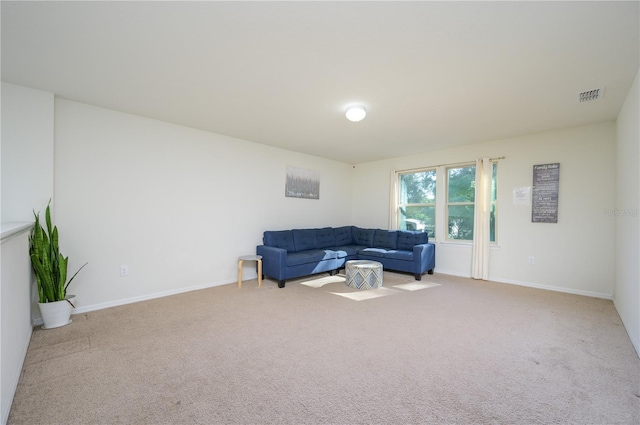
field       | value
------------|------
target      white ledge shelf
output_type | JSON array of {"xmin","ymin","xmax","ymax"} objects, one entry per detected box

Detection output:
[{"xmin": 1, "ymin": 222, "xmax": 33, "ymax": 242}]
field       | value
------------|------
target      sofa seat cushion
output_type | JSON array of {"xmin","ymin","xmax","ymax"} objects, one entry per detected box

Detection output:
[
  {"xmin": 359, "ymin": 247, "xmax": 388, "ymax": 258},
  {"xmin": 286, "ymin": 249, "xmax": 337, "ymax": 267},
  {"xmin": 384, "ymin": 250, "xmax": 414, "ymax": 261}
]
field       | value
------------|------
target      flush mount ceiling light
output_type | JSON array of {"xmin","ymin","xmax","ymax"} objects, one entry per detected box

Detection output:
[{"xmin": 345, "ymin": 104, "xmax": 366, "ymax": 122}]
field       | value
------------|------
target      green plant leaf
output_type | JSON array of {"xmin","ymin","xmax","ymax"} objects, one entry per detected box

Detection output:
[
  {"xmin": 65, "ymin": 262, "xmax": 88, "ymax": 292},
  {"xmin": 57, "ymin": 254, "xmax": 68, "ymax": 300},
  {"xmin": 29, "ymin": 201, "xmax": 85, "ymax": 303},
  {"xmin": 45, "ymin": 201, "xmax": 52, "ymax": 237}
]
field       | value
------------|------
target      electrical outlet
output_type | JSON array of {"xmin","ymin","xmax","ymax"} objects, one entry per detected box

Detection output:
[
  {"xmin": 528, "ymin": 256, "xmax": 535, "ymax": 265},
  {"xmin": 120, "ymin": 265, "xmax": 129, "ymax": 277}
]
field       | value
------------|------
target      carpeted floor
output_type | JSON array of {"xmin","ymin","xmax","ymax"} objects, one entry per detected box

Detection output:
[{"xmin": 8, "ymin": 272, "xmax": 640, "ymax": 424}]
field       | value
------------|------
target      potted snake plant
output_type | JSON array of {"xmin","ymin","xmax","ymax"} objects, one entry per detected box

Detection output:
[{"xmin": 29, "ymin": 201, "xmax": 87, "ymax": 329}]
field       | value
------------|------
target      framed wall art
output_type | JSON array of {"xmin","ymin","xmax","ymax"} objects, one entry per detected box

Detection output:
[
  {"xmin": 285, "ymin": 166, "xmax": 320, "ymax": 199},
  {"xmin": 531, "ymin": 163, "xmax": 560, "ymax": 223}
]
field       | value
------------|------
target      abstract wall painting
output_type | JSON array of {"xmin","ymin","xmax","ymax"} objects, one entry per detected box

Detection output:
[{"xmin": 285, "ymin": 166, "xmax": 320, "ymax": 199}]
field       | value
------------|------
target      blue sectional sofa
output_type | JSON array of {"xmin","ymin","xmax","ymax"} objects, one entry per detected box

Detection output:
[{"xmin": 256, "ymin": 226, "xmax": 435, "ymax": 288}]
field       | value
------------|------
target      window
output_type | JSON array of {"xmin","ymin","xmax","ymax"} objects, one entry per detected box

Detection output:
[
  {"xmin": 446, "ymin": 163, "xmax": 498, "ymax": 242},
  {"xmin": 447, "ymin": 165, "xmax": 476, "ymax": 240},
  {"xmin": 394, "ymin": 161, "xmax": 498, "ymax": 243},
  {"xmin": 490, "ymin": 162, "xmax": 498, "ymax": 242},
  {"xmin": 397, "ymin": 169, "xmax": 436, "ymax": 238}
]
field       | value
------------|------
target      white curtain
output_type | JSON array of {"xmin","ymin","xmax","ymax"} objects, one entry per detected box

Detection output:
[
  {"xmin": 471, "ymin": 158, "xmax": 491, "ymax": 280},
  {"xmin": 389, "ymin": 170, "xmax": 398, "ymax": 229}
]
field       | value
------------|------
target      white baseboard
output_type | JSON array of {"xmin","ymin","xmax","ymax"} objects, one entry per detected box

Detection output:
[
  {"xmin": 432, "ymin": 268, "xmax": 472, "ymax": 279},
  {"xmin": 489, "ymin": 276, "xmax": 612, "ymax": 300},
  {"xmin": 32, "ymin": 279, "xmax": 235, "ymax": 326},
  {"xmin": 30, "ymin": 271, "xmax": 613, "ymax": 327},
  {"xmin": 433, "ymin": 269, "xmax": 613, "ymax": 300}
]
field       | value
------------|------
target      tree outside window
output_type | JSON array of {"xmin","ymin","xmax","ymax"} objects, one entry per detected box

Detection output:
[
  {"xmin": 446, "ymin": 164, "xmax": 498, "ymax": 241},
  {"xmin": 490, "ymin": 162, "xmax": 498, "ymax": 242},
  {"xmin": 398, "ymin": 170, "xmax": 436, "ymax": 238},
  {"xmin": 447, "ymin": 166, "xmax": 476, "ymax": 240}
]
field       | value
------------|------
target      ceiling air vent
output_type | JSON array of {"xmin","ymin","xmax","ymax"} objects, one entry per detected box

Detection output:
[{"xmin": 578, "ymin": 87, "xmax": 604, "ymax": 103}]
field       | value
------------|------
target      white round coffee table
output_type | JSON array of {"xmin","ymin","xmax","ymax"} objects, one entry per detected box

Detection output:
[{"xmin": 345, "ymin": 260, "xmax": 383, "ymax": 290}]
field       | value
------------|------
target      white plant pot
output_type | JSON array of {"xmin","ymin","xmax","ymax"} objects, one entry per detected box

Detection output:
[{"xmin": 38, "ymin": 295, "xmax": 76, "ymax": 329}]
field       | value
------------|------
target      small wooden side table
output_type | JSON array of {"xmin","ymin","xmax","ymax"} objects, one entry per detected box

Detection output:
[{"xmin": 238, "ymin": 255, "xmax": 262, "ymax": 288}]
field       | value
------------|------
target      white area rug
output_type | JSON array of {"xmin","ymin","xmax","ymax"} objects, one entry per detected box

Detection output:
[
  {"xmin": 299, "ymin": 275, "xmax": 345, "ymax": 288},
  {"xmin": 330, "ymin": 287, "xmax": 400, "ymax": 301},
  {"xmin": 299, "ymin": 274, "xmax": 441, "ymax": 301},
  {"xmin": 392, "ymin": 282, "xmax": 441, "ymax": 291}
]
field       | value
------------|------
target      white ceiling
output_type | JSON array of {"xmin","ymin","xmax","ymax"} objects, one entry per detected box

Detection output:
[{"xmin": 2, "ymin": 1, "xmax": 639, "ymax": 164}]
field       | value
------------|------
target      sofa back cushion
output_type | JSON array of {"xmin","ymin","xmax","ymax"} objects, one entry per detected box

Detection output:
[
  {"xmin": 315, "ymin": 227, "xmax": 336, "ymax": 248},
  {"xmin": 397, "ymin": 230, "xmax": 428, "ymax": 251},
  {"xmin": 263, "ymin": 230, "xmax": 296, "ymax": 252},
  {"xmin": 352, "ymin": 227, "xmax": 375, "ymax": 246},
  {"xmin": 293, "ymin": 229, "xmax": 317, "ymax": 251},
  {"xmin": 373, "ymin": 230, "xmax": 398, "ymax": 249},
  {"xmin": 334, "ymin": 226, "xmax": 353, "ymax": 246}
]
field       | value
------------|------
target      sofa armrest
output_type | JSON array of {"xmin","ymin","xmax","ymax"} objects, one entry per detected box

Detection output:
[
  {"xmin": 413, "ymin": 242, "xmax": 436, "ymax": 274},
  {"xmin": 256, "ymin": 245, "xmax": 288, "ymax": 280}
]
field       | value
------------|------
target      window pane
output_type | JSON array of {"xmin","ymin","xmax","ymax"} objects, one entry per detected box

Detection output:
[
  {"xmin": 447, "ymin": 166, "xmax": 476, "ymax": 203},
  {"xmin": 491, "ymin": 162, "xmax": 498, "ymax": 202},
  {"xmin": 490, "ymin": 203, "xmax": 496, "ymax": 242},
  {"xmin": 448, "ymin": 205, "xmax": 474, "ymax": 240},
  {"xmin": 491, "ymin": 163, "xmax": 497, "ymax": 242},
  {"xmin": 399, "ymin": 206, "xmax": 435, "ymax": 238},
  {"xmin": 399, "ymin": 170, "xmax": 436, "ymax": 204}
]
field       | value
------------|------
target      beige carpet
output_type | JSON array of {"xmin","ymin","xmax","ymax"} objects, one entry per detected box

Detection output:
[{"xmin": 8, "ymin": 272, "xmax": 640, "ymax": 424}]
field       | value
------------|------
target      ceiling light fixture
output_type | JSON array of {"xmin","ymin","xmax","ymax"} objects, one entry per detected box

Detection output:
[{"xmin": 345, "ymin": 105, "xmax": 366, "ymax": 122}]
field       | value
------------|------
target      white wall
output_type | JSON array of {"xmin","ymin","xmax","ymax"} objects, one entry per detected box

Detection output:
[
  {"xmin": 54, "ymin": 99, "xmax": 353, "ymax": 312},
  {"xmin": 614, "ymin": 69, "xmax": 640, "ymax": 356},
  {"xmin": 0, "ymin": 83, "xmax": 54, "ymax": 425},
  {"xmin": 0, "ymin": 228, "xmax": 33, "ymax": 425},
  {"xmin": 353, "ymin": 122, "xmax": 617, "ymax": 298},
  {"xmin": 1, "ymin": 82, "xmax": 54, "ymax": 221}
]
